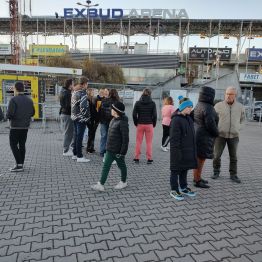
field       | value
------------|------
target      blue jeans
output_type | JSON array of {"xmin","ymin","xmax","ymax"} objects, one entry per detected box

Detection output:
[
  {"xmin": 100, "ymin": 123, "xmax": 109, "ymax": 156},
  {"xmin": 73, "ymin": 121, "xmax": 86, "ymax": 158}
]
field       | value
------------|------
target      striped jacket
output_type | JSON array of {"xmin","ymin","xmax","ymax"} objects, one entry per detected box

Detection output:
[{"xmin": 71, "ymin": 90, "xmax": 90, "ymax": 123}]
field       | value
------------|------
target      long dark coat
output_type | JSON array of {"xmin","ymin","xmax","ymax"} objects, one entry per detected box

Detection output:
[
  {"xmin": 194, "ymin": 86, "xmax": 219, "ymax": 159},
  {"xmin": 170, "ymin": 112, "xmax": 197, "ymax": 171}
]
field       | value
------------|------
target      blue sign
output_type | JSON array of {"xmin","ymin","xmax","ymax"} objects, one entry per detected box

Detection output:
[
  {"xmin": 247, "ymin": 48, "xmax": 262, "ymax": 61},
  {"xmin": 64, "ymin": 8, "xmax": 123, "ymax": 19}
]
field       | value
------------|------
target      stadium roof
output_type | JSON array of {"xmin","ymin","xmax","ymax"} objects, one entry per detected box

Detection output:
[{"xmin": 0, "ymin": 17, "xmax": 262, "ymax": 37}]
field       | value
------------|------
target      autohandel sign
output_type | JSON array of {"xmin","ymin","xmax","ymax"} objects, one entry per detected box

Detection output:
[
  {"xmin": 247, "ymin": 48, "xmax": 262, "ymax": 61},
  {"xmin": 189, "ymin": 47, "xmax": 232, "ymax": 61},
  {"xmin": 239, "ymin": 73, "xmax": 262, "ymax": 83},
  {"xmin": 64, "ymin": 8, "xmax": 188, "ymax": 19}
]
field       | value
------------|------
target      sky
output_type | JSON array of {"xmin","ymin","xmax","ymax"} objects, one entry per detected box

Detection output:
[{"xmin": 0, "ymin": 0, "xmax": 262, "ymax": 52}]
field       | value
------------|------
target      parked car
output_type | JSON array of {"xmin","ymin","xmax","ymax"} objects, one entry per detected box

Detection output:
[{"xmin": 253, "ymin": 101, "xmax": 262, "ymax": 121}]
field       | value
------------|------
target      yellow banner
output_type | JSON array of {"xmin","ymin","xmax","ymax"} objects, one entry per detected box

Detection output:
[
  {"xmin": 21, "ymin": 58, "xmax": 39, "ymax": 66},
  {"xmin": 29, "ymin": 44, "xmax": 68, "ymax": 56}
]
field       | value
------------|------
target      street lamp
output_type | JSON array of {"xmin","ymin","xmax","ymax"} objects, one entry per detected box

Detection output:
[{"xmin": 77, "ymin": 0, "xmax": 99, "ymax": 59}]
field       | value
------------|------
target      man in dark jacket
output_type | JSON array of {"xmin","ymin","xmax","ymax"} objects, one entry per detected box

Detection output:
[
  {"xmin": 193, "ymin": 86, "xmax": 219, "ymax": 188},
  {"xmin": 60, "ymin": 78, "xmax": 74, "ymax": 156},
  {"xmin": 92, "ymin": 101, "xmax": 129, "ymax": 191},
  {"xmin": 7, "ymin": 82, "xmax": 35, "ymax": 172},
  {"xmin": 132, "ymin": 88, "xmax": 157, "ymax": 164}
]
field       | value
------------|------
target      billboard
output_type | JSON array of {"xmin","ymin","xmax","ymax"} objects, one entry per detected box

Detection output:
[
  {"xmin": 0, "ymin": 44, "xmax": 11, "ymax": 55},
  {"xmin": 29, "ymin": 44, "xmax": 68, "ymax": 56},
  {"xmin": 246, "ymin": 48, "xmax": 262, "ymax": 61},
  {"xmin": 239, "ymin": 73, "xmax": 262, "ymax": 83},
  {"xmin": 189, "ymin": 47, "xmax": 232, "ymax": 61}
]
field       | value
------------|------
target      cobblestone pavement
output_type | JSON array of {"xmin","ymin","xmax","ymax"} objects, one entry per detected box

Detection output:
[{"xmin": 0, "ymin": 112, "xmax": 262, "ymax": 262}]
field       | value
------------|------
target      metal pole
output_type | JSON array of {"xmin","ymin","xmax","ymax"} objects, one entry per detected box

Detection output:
[
  {"xmin": 157, "ymin": 19, "xmax": 160, "ymax": 54},
  {"xmin": 178, "ymin": 19, "xmax": 183, "ymax": 61},
  {"xmin": 91, "ymin": 18, "xmax": 94, "ymax": 53},
  {"xmin": 88, "ymin": 6, "xmax": 90, "ymax": 59},
  {"xmin": 185, "ymin": 22, "xmax": 190, "ymax": 77},
  {"xmin": 127, "ymin": 18, "xmax": 131, "ymax": 54},
  {"xmin": 207, "ymin": 21, "xmax": 212, "ymax": 78},
  {"xmin": 63, "ymin": 19, "xmax": 66, "ymax": 45},
  {"xmin": 245, "ymin": 22, "xmax": 252, "ymax": 74},
  {"xmin": 215, "ymin": 20, "xmax": 221, "ymax": 91},
  {"xmin": 148, "ymin": 19, "xmax": 151, "ymax": 53},
  {"xmin": 100, "ymin": 18, "xmax": 102, "ymax": 53}
]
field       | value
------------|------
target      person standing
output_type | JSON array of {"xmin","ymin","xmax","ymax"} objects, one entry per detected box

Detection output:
[
  {"xmin": 71, "ymin": 77, "xmax": 91, "ymax": 163},
  {"xmin": 7, "ymin": 82, "xmax": 35, "ymax": 172},
  {"xmin": 212, "ymin": 86, "xmax": 245, "ymax": 183},
  {"xmin": 92, "ymin": 101, "xmax": 129, "ymax": 191},
  {"xmin": 60, "ymin": 78, "xmax": 74, "ymax": 156},
  {"xmin": 161, "ymin": 96, "xmax": 175, "ymax": 152},
  {"xmin": 193, "ymin": 86, "xmax": 219, "ymax": 188},
  {"xmin": 133, "ymin": 88, "xmax": 157, "ymax": 164},
  {"xmin": 169, "ymin": 97, "xmax": 197, "ymax": 200}
]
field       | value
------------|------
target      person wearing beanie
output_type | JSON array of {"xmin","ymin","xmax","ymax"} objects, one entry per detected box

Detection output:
[
  {"xmin": 169, "ymin": 97, "xmax": 197, "ymax": 200},
  {"xmin": 193, "ymin": 86, "xmax": 219, "ymax": 188},
  {"xmin": 92, "ymin": 101, "xmax": 129, "ymax": 191}
]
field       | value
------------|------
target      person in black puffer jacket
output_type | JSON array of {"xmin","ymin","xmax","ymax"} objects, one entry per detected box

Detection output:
[
  {"xmin": 169, "ymin": 97, "xmax": 197, "ymax": 200},
  {"xmin": 193, "ymin": 86, "xmax": 219, "ymax": 188},
  {"xmin": 132, "ymin": 88, "xmax": 157, "ymax": 164},
  {"xmin": 92, "ymin": 101, "xmax": 129, "ymax": 192}
]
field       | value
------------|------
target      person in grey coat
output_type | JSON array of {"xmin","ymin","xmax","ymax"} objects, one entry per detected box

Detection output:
[{"xmin": 6, "ymin": 82, "xmax": 35, "ymax": 172}]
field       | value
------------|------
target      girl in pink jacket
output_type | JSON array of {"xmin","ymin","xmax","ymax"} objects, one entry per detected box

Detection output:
[{"xmin": 161, "ymin": 97, "xmax": 175, "ymax": 152}]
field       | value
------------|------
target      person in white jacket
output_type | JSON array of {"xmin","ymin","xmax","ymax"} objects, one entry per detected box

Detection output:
[{"xmin": 212, "ymin": 86, "xmax": 245, "ymax": 183}]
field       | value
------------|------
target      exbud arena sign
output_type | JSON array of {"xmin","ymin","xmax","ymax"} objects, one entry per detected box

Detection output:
[{"xmin": 63, "ymin": 8, "xmax": 189, "ymax": 19}]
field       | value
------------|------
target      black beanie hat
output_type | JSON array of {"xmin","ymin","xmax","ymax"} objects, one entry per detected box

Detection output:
[{"xmin": 112, "ymin": 101, "xmax": 125, "ymax": 115}]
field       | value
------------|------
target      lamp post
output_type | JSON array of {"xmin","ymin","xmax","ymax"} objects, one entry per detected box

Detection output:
[{"xmin": 77, "ymin": 0, "xmax": 99, "ymax": 59}]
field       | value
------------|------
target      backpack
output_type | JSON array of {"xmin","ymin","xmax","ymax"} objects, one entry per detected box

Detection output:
[{"xmin": 100, "ymin": 99, "xmax": 113, "ymax": 123}]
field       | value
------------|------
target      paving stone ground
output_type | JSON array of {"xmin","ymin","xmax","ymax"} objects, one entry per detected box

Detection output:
[{"xmin": 0, "ymin": 103, "xmax": 262, "ymax": 262}]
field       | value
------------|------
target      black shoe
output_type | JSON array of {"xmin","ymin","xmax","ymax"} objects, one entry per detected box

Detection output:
[
  {"xmin": 133, "ymin": 159, "xmax": 139, "ymax": 164},
  {"xmin": 87, "ymin": 148, "xmax": 95, "ymax": 154},
  {"xmin": 211, "ymin": 173, "xmax": 220, "ymax": 179},
  {"xmin": 9, "ymin": 165, "xmax": 24, "ymax": 172},
  {"xmin": 147, "ymin": 159, "xmax": 153, "ymax": 164},
  {"xmin": 230, "ymin": 175, "xmax": 241, "ymax": 183},
  {"xmin": 194, "ymin": 178, "xmax": 208, "ymax": 184},
  {"xmin": 194, "ymin": 180, "xmax": 210, "ymax": 188}
]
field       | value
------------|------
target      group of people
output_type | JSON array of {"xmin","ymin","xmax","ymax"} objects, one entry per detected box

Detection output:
[{"xmin": 5, "ymin": 79, "xmax": 245, "ymax": 201}]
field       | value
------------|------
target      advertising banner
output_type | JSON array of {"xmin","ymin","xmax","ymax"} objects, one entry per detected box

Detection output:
[
  {"xmin": 29, "ymin": 44, "xmax": 68, "ymax": 56},
  {"xmin": 239, "ymin": 73, "xmax": 262, "ymax": 83},
  {"xmin": 0, "ymin": 44, "xmax": 12, "ymax": 55},
  {"xmin": 246, "ymin": 48, "xmax": 262, "ymax": 61},
  {"xmin": 189, "ymin": 47, "xmax": 232, "ymax": 61}
]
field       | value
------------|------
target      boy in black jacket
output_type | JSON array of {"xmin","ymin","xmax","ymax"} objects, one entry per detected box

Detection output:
[{"xmin": 92, "ymin": 101, "xmax": 129, "ymax": 191}]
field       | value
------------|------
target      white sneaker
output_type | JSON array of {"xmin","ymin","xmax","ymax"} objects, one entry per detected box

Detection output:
[
  {"xmin": 115, "ymin": 181, "xmax": 128, "ymax": 190},
  {"xmin": 72, "ymin": 155, "xmax": 77, "ymax": 160},
  {"xmin": 91, "ymin": 182, "xmax": 105, "ymax": 192},
  {"xmin": 166, "ymin": 146, "xmax": 170, "ymax": 150},
  {"xmin": 77, "ymin": 157, "xmax": 90, "ymax": 163},
  {"xmin": 112, "ymin": 160, "xmax": 116, "ymax": 165},
  {"xmin": 161, "ymin": 146, "xmax": 168, "ymax": 152},
  {"xmin": 63, "ymin": 150, "xmax": 73, "ymax": 156}
]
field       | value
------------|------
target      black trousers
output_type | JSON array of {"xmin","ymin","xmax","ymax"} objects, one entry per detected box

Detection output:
[
  {"xmin": 162, "ymin": 125, "xmax": 170, "ymax": 146},
  {"xmin": 9, "ymin": 129, "xmax": 28, "ymax": 165},
  {"xmin": 87, "ymin": 122, "xmax": 99, "ymax": 151},
  {"xmin": 170, "ymin": 169, "xmax": 188, "ymax": 192}
]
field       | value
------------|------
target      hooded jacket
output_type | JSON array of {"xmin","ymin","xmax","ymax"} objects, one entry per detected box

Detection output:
[
  {"xmin": 106, "ymin": 114, "xmax": 129, "ymax": 155},
  {"xmin": 132, "ymin": 95, "xmax": 157, "ymax": 127},
  {"xmin": 194, "ymin": 86, "xmax": 219, "ymax": 159},
  {"xmin": 170, "ymin": 112, "xmax": 197, "ymax": 171}
]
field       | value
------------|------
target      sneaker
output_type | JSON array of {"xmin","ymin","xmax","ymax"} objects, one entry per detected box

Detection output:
[
  {"xmin": 230, "ymin": 175, "xmax": 241, "ymax": 183},
  {"xmin": 170, "ymin": 191, "xmax": 184, "ymax": 200},
  {"xmin": 9, "ymin": 165, "xmax": 24, "ymax": 172},
  {"xmin": 87, "ymin": 148, "xmax": 95, "ymax": 154},
  {"xmin": 211, "ymin": 172, "xmax": 220, "ymax": 179},
  {"xmin": 72, "ymin": 155, "xmax": 77, "ymax": 160},
  {"xmin": 181, "ymin": 187, "xmax": 196, "ymax": 197},
  {"xmin": 193, "ymin": 178, "xmax": 208, "ymax": 184},
  {"xmin": 133, "ymin": 159, "xmax": 139, "ymax": 164},
  {"xmin": 77, "ymin": 157, "xmax": 90, "ymax": 163},
  {"xmin": 147, "ymin": 159, "xmax": 153, "ymax": 164},
  {"xmin": 112, "ymin": 160, "xmax": 116, "ymax": 165},
  {"xmin": 166, "ymin": 146, "xmax": 170, "ymax": 150},
  {"xmin": 194, "ymin": 180, "xmax": 210, "ymax": 188},
  {"xmin": 115, "ymin": 181, "xmax": 128, "ymax": 189},
  {"xmin": 161, "ymin": 146, "xmax": 168, "ymax": 152},
  {"xmin": 91, "ymin": 182, "xmax": 105, "ymax": 192},
  {"xmin": 63, "ymin": 150, "xmax": 73, "ymax": 156}
]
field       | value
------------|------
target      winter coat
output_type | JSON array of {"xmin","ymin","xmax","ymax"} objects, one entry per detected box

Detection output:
[
  {"xmin": 99, "ymin": 97, "xmax": 119, "ymax": 124},
  {"xmin": 215, "ymin": 100, "xmax": 245, "ymax": 138},
  {"xmin": 194, "ymin": 86, "xmax": 219, "ymax": 159},
  {"xmin": 6, "ymin": 94, "xmax": 35, "ymax": 129},
  {"xmin": 93, "ymin": 95, "xmax": 103, "ymax": 123},
  {"xmin": 133, "ymin": 95, "xmax": 157, "ymax": 127},
  {"xmin": 162, "ymin": 105, "xmax": 175, "ymax": 126},
  {"xmin": 71, "ymin": 90, "xmax": 90, "ymax": 123},
  {"xmin": 106, "ymin": 115, "xmax": 129, "ymax": 155},
  {"xmin": 170, "ymin": 113, "xmax": 197, "ymax": 171},
  {"xmin": 59, "ymin": 87, "xmax": 71, "ymax": 115}
]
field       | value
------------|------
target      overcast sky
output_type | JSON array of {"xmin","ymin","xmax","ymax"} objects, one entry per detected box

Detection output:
[{"xmin": 1, "ymin": 0, "xmax": 262, "ymax": 51}]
